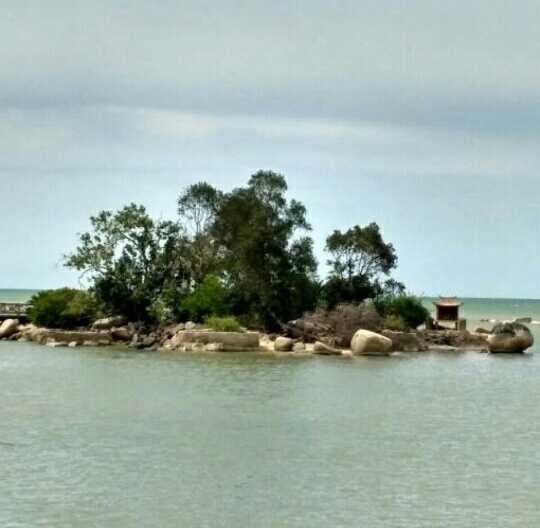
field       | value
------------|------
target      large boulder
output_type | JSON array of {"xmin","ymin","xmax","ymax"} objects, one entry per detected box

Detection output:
[
  {"xmin": 167, "ymin": 331, "xmax": 260, "ymax": 352},
  {"xmin": 487, "ymin": 322, "xmax": 534, "ymax": 353},
  {"xmin": 0, "ymin": 319, "xmax": 20, "ymax": 339},
  {"xmin": 351, "ymin": 329, "xmax": 393, "ymax": 356},
  {"xmin": 111, "ymin": 326, "xmax": 134, "ymax": 342},
  {"xmin": 274, "ymin": 337, "xmax": 294, "ymax": 352},
  {"xmin": 91, "ymin": 316, "xmax": 127, "ymax": 331}
]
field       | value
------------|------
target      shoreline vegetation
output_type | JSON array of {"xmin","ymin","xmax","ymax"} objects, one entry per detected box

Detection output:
[{"xmin": 0, "ymin": 172, "xmax": 534, "ymax": 355}]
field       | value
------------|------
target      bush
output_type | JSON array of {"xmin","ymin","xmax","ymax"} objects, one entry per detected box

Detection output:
[
  {"xmin": 182, "ymin": 275, "xmax": 228, "ymax": 322},
  {"xmin": 148, "ymin": 295, "xmax": 175, "ymax": 325},
  {"xmin": 204, "ymin": 316, "xmax": 243, "ymax": 332},
  {"xmin": 380, "ymin": 295, "xmax": 429, "ymax": 330},
  {"xmin": 383, "ymin": 315, "xmax": 408, "ymax": 332},
  {"xmin": 28, "ymin": 288, "xmax": 98, "ymax": 329}
]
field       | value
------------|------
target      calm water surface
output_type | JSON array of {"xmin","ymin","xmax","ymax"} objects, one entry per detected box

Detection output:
[{"xmin": 1, "ymin": 340, "xmax": 540, "ymax": 527}]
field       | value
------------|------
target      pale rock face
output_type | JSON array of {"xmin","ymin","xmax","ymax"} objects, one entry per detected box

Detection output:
[
  {"xmin": 293, "ymin": 342, "xmax": 306, "ymax": 353},
  {"xmin": 92, "ymin": 316, "xmax": 127, "ymax": 331},
  {"xmin": 185, "ymin": 322, "xmax": 197, "ymax": 331},
  {"xmin": 313, "ymin": 341, "xmax": 342, "ymax": 355},
  {"xmin": 0, "ymin": 319, "xmax": 20, "ymax": 339},
  {"xmin": 274, "ymin": 337, "xmax": 294, "ymax": 352},
  {"xmin": 351, "ymin": 329, "xmax": 393, "ymax": 356},
  {"xmin": 205, "ymin": 343, "xmax": 224, "ymax": 352}
]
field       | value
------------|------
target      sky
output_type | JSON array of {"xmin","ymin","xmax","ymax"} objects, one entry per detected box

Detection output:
[{"xmin": 1, "ymin": 0, "xmax": 540, "ymax": 297}]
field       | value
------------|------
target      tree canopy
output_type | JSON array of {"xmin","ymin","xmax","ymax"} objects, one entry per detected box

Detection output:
[{"xmin": 65, "ymin": 172, "xmax": 409, "ymax": 328}]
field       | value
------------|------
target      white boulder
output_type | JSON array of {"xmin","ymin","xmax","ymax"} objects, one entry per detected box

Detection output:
[
  {"xmin": 351, "ymin": 329, "xmax": 393, "ymax": 356},
  {"xmin": 0, "ymin": 319, "xmax": 20, "ymax": 339}
]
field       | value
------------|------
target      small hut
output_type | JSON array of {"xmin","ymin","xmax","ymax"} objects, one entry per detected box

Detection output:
[{"xmin": 431, "ymin": 297, "xmax": 466, "ymax": 330}]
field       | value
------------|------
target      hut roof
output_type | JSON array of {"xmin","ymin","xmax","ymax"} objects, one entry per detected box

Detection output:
[{"xmin": 433, "ymin": 297, "xmax": 462, "ymax": 307}]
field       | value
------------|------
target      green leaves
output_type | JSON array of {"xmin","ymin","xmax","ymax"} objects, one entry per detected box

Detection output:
[{"xmin": 28, "ymin": 289, "xmax": 98, "ymax": 329}]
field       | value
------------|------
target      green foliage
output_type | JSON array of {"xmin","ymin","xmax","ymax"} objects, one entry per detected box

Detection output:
[
  {"xmin": 204, "ymin": 315, "xmax": 243, "ymax": 333},
  {"xmin": 28, "ymin": 288, "xmax": 98, "ymax": 329},
  {"xmin": 181, "ymin": 274, "xmax": 228, "ymax": 322},
  {"xmin": 65, "ymin": 204, "xmax": 191, "ymax": 322},
  {"xmin": 326, "ymin": 223, "xmax": 397, "ymax": 279},
  {"xmin": 324, "ymin": 223, "xmax": 397, "ymax": 308},
  {"xmin": 322, "ymin": 275, "xmax": 378, "ymax": 309},
  {"xmin": 383, "ymin": 314, "xmax": 408, "ymax": 332},
  {"xmin": 148, "ymin": 295, "xmax": 175, "ymax": 325},
  {"xmin": 178, "ymin": 183, "xmax": 224, "ymax": 284},
  {"xmin": 212, "ymin": 171, "xmax": 318, "ymax": 330},
  {"xmin": 62, "ymin": 172, "xmax": 418, "ymax": 332},
  {"xmin": 379, "ymin": 295, "xmax": 429, "ymax": 330}
]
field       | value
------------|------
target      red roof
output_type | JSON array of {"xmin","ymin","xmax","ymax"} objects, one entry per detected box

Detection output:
[{"xmin": 433, "ymin": 297, "xmax": 462, "ymax": 307}]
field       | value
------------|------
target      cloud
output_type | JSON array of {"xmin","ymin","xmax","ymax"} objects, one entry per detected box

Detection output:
[{"xmin": 1, "ymin": 0, "xmax": 539, "ymax": 135}]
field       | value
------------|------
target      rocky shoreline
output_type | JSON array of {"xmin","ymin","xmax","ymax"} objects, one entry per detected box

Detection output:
[{"xmin": 0, "ymin": 314, "xmax": 534, "ymax": 356}]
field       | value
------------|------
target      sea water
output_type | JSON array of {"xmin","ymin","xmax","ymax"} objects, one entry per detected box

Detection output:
[{"xmin": 1, "ymin": 292, "xmax": 540, "ymax": 527}]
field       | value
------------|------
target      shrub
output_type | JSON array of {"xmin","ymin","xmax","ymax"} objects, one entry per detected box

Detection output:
[
  {"xmin": 148, "ymin": 295, "xmax": 175, "ymax": 325},
  {"xmin": 182, "ymin": 275, "xmax": 228, "ymax": 322},
  {"xmin": 28, "ymin": 288, "xmax": 98, "ymax": 329},
  {"xmin": 380, "ymin": 295, "xmax": 429, "ymax": 330},
  {"xmin": 383, "ymin": 314, "xmax": 408, "ymax": 332},
  {"xmin": 204, "ymin": 315, "xmax": 243, "ymax": 332}
]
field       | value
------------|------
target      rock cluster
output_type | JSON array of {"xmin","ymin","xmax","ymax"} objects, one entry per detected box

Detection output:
[
  {"xmin": 487, "ymin": 322, "xmax": 534, "ymax": 353},
  {"xmin": 287, "ymin": 301, "xmax": 383, "ymax": 347}
]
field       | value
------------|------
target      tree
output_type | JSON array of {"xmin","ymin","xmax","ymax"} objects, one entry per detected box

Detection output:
[
  {"xmin": 177, "ymin": 183, "xmax": 223, "ymax": 285},
  {"xmin": 181, "ymin": 274, "xmax": 229, "ymax": 322},
  {"xmin": 212, "ymin": 171, "xmax": 318, "ymax": 329},
  {"xmin": 324, "ymin": 223, "xmax": 397, "ymax": 308},
  {"xmin": 65, "ymin": 204, "xmax": 191, "ymax": 321}
]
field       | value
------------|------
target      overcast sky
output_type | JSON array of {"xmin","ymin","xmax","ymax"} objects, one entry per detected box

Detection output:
[{"xmin": 1, "ymin": 1, "xmax": 540, "ymax": 297}]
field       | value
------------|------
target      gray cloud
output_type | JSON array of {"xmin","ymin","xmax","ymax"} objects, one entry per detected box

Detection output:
[{"xmin": 1, "ymin": 0, "xmax": 540, "ymax": 295}]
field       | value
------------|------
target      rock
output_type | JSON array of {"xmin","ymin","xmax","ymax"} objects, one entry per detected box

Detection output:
[
  {"xmin": 0, "ymin": 319, "xmax": 20, "ymax": 339},
  {"xmin": 111, "ymin": 326, "xmax": 133, "ymax": 341},
  {"xmin": 205, "ymin": 343, "xmax": 224, "ymax": 352},
  {"xmin": 68, "ymin": 341, "xmax": 79, "ymax": 348},
  {"xmin": 92, "ymin": 316, "xmax": 127, "ymax": 331},
  {"xmin": 185, "ymin": 321, "xmax": 197, "ymax": 331},
  {"xmin": 313, "ymin": 341, "xmax": 342, "ymax": 355},
  {"xmin": 351, "ymin": 329, "xmax": 393, "ymax": 356},
  {"xmin": 293, "ymin": 342, "xmax": 306, "ymax": 353},
  {"xmin": 169, "ymin": 331, "xmax": 260, "ymax": 352},
  {"xmin": 475, "ymin": 327, "xmax": 491, "ymax": 334},
  {"xmin": 46, "ymin": 340, "xmax": 68, "ymax": 347},
  {"xmin": 129, "ymin": 334, "xmax": 156, "ymax": 349},
  {"xmin": 381, "ymin": 330, "xmax": 428, "ymax": 352},
  {"xmin": 27, "ymin": 329, "xmax": 112, "ymax": 346},
  {"xmin": 274, "ymin": 337, "xmax": 294, "ymax": 352},
  {"xmin": 287, "ymin": 301, "xmax": 383, "ymax": 347},
  {"xmin": 420, "ymin": 330, "xmax": 488, "ymax": 349},
  {"xmin": 259, "ymin": 335, "xmax": 274, "ymax": 352},
  {"xmin": 513, "ymin": 317, "xmax": 532, "ymax": 324},
  {"xmin": 487, "ymin": 322, "xmax": 534, "ymax": 353}
]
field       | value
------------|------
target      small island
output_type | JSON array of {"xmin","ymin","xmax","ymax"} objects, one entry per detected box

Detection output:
[{"xmin": 0, "ymin": 173, "xmax": 534, "ymax": 356}]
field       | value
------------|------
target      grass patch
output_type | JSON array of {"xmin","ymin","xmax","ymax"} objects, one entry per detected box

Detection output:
[{"xmin": 204, "ymin": 315, "xmax": 243, "ymax": 332}]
